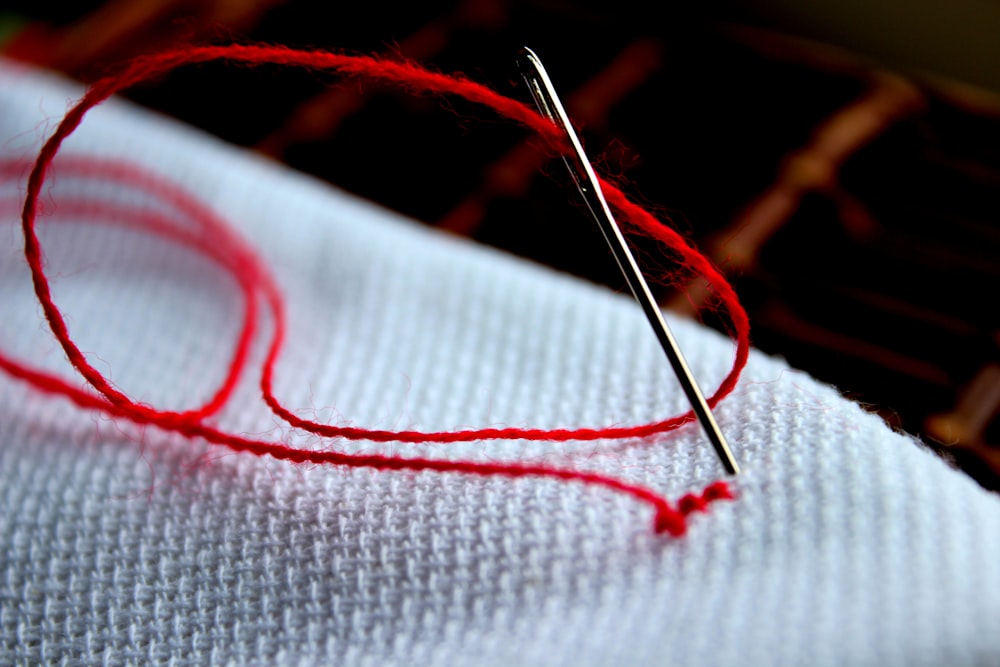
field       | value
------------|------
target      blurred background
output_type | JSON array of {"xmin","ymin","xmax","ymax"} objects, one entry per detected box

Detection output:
[{"xmin": 1, "ymin": 0, "xmax": 997, "ymax": 489}]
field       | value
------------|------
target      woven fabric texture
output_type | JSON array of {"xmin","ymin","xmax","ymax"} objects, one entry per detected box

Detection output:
[{"xmin": 1, "ymin": 59, "xmax": 998, "ymax": 667}]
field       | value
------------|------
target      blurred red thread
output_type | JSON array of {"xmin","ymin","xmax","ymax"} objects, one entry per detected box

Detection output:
[{"xmin": 1, "ymin": 43, "xmax": 751, "ymax": 535}]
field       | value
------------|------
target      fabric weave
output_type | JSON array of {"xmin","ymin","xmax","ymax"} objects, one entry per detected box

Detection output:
[{"xmin": 1, "ymin": 59, "xmax": 998, "ymax": 666}]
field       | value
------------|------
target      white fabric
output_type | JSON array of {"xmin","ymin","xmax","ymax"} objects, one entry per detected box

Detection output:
[{"xmin": 0, "ymin": 58, "xmax": 998, "ymax": 667}]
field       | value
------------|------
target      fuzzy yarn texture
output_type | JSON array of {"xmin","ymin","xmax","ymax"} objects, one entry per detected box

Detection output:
[{"xmin": 1, "ymin": 56, "xmax": 999, "ymax": 666}]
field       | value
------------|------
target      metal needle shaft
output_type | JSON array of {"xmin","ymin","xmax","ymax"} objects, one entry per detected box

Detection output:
[{"xmin": 517, "ymin": 47, "xmax": 740, "ymax": 475}]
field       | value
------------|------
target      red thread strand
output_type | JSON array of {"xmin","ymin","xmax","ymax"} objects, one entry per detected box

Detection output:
[{"xmin": 3, "ymin": 44, "xmax": 750, "ymax": 534}]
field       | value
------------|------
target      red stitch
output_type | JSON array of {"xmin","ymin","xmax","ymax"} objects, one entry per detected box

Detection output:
[
  {"xmin": 678, "ymin": 494, "xmax": 708, "ymax": 514},
  {"xmin": 5, "ymin": 43, "xmax": 749, "ymax": 534},
  {"xmin": 703, "ymin": 481, "xmax": 737, "ymax": 502}
]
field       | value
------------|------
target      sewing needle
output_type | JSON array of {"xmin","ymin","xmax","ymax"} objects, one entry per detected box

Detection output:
[{"xmin": 517, "ymin": 47, "xmax": 740, "ymax": 475}]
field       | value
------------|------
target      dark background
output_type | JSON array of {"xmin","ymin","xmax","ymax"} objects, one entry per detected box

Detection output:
[{"xmin": 2, "ymin": 0, "xmax": 997, "ymax": 488}]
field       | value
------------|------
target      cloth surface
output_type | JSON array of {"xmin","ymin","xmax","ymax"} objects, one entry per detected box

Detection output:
[{"xmin": 1, "ymin": 58, "xmax": 998, "ymax": 667}]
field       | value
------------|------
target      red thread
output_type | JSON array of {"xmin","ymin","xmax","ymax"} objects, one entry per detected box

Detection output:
[{"xmin": 3, "ymin": 43, "xmax": 750, "ymax": 535}]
